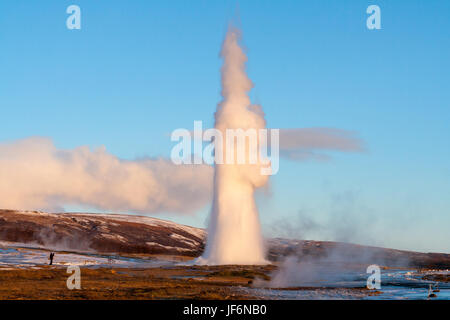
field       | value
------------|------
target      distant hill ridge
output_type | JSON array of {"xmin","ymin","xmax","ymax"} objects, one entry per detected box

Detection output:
[
  {"xmin": 0, "ymin": 209, "xmax": 206, "ymax": 256},
  {"xmin": 0, "ymin": 209, "xmax": 449, "ymax": 269}
]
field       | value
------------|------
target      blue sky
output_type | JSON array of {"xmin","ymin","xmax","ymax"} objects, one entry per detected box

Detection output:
[{"xmin": 0, "ymin": 1, "xmax": 449, "ymax": 252}]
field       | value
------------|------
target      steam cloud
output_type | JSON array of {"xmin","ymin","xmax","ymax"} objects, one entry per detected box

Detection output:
[
  {"xmin": 0, "ymin": 127, "xmax": 362, "ymax": 217},
  {"xmin": 0, "ymin": 137, "xmax": 213, "ymax": 214},
  {"xmin": 279, "ymin": 128, "xmax": 363, "ymax": 161}
]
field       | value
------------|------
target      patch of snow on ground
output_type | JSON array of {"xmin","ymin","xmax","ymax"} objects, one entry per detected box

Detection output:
[
  {"xmin": 101, "ymin": 233, "xmax": 127, "ymax": 242},
  {"xmin": 0, "ymin": 246, "xmax": 173, "ymax": 269},
  {"xmin": 145, "ymin": 242, "xmax": 192, "ymax": 251},
  {"xmin": 170, "ymin": 233, "xmax": 199, "ymax": 245}
]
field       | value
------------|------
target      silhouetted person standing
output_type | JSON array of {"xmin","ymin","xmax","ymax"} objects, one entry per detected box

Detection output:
[{"xmin": 49, "ymin": 252, "xmax": 55, "ymax": 265}]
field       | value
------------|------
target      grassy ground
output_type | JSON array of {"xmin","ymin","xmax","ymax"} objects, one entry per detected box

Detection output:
[{"xmin": 0, "ymin": 265, "xmax": 276, "ymax": 300}]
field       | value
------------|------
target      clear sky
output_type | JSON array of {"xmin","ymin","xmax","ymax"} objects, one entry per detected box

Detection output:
[{"xmin": 1, "ymin": 1, "xmax": 449, "ymax": 253}]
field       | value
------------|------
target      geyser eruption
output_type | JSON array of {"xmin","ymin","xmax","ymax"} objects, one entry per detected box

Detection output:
[{"xmin": 198, "ymin": 27, "xmax": 269, "ymax": 265}]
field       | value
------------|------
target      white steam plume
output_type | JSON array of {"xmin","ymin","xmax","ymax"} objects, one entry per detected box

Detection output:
[
  {"xmin": 197, "ymin": 27, "xmax": 268, "ymax": 265},
  {"xmin": 0, "ymin": 137, "xmax": 213, "ymax": 214}
]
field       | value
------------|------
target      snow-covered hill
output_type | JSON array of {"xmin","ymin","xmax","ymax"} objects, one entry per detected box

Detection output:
[{"xmin": 0, "ymin": 209, "xmax": 205, "ymax": 256}]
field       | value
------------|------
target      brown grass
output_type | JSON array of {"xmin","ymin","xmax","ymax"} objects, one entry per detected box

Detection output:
[{"xmin": 0, "ymin": 265, "xmax": 272, "ymax": 300}]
